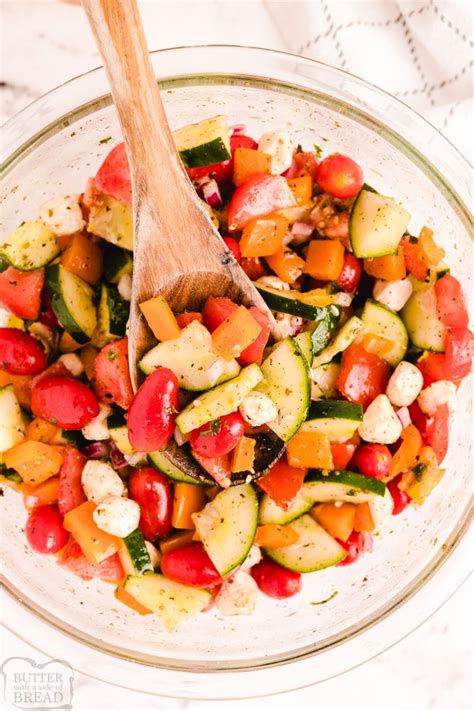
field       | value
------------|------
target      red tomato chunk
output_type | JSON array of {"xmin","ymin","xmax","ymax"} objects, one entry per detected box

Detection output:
[
  {"xmin": 161, "ymin": 542, "xmax": 222, "ymax": 588},
  {"xmin": 128, "ymin": 468, "xmax": 173, "ymax": 541},
  {"xmin": 0, "ymin": 328, "xmax": 47, "ymax": 375}
]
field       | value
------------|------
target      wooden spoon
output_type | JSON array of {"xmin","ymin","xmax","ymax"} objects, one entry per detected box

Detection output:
[{"xmin": 83, "ymin": 0, "xmax": 284, "ymax": 483}]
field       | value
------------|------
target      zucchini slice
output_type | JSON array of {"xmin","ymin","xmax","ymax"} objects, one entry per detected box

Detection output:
[
  {"xmin": 310, "ymin": 306, "xmax": 341, "ymax": 355},
  {"xmin": 358, "ymin": 299, "xmax": 408, "ymax": 366},
  {"xmin": 173, "ymin": 115, "xmax": 231, "ymax": 167},
  {"xmin": 192, "ymin": 483, "xmax": 258, "ymax": 576},
  {"xmin": 401, "ymin": 282, "xmax": 447, "ymax": 352},
  {"xmin": 46, "ymin": 265, "xmax": 97, "ymax": 344},
  {"xmin": 0, "ymin": 385, "xmax": 26, "ymax": 454},
  {"xmin": 256, "ymin": 337, "xmax": 310, "ymax": 442},
  {"xmin": 107, "ymin": 414, "xmax": 134, "ymax": 455},
  {"xmin": 257, "ymin": 285, "xmax": 327, "ymax": 320},
  {"xmin": 350, "ymin": 188, "xmax": 411, "ymax": 258},
  {"xmin": 119, "ymin": 528, "xmax": 153, "ymax": 576},
  {"xmin": 293, "ymin": 331, "xmax": 313, "ymax": 364},
  {"xmin": 311, "ymin": 315, "xmax": 364, "ymax": 370},
  {"xmin": 259, "ymin": 490, "xmax": 314, "ymax": 526},
  {"xmin": 148, "ymin": 449, "xmax": 206, "ymax": 485},
  {"xmin": 103, "ymin": 244, "xmax": 133, "ymax": 283},
  {"xmin": 265, "ymin": 514, "xmax": 346, "ymax": 573},
  {"xmin": 0, "ymin": 221, "xmax": 59, "ymax": 271},
  {"xmin": 124, "ymin": 573, "xmax": 211, "ymax": 630},
  {"xmin": 95, "ymin": 283, "xmax": 129, "ymax": 345},
  {"xmin": 302, "ymin": 400, "xmax": 363, "ymax": 442},
  {"xmin": 87, "ymin": 194, "xmax": 133, "ymax": 251}
]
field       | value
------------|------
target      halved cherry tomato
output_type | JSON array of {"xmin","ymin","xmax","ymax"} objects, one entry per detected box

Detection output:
[
  {"xmin": 91, "ymin": 338, "xmax": 133, "ymax": 410},
  {"xmin": 256, "ymin": 457, "xmax": 307, "ymax": 510},
  {"xmin": 127, "ymin": 368, "xmax": 179, "ymax": 452},
  {"xmin": 352, "ymin": 443, "xmax": 392, "ymax": 480},
  {"xmin": 241, "ymin": 256, "xmax": 268, "ymax": 281},
  {"xmin": 284, "ymin": 151, "xmax": 318, "ymax": 180},
  {"xmin": 189, "ymin": 412, "xmax": 245, "ymax": 458},
  {"xmin": 94, "ymin": 143, "xmax": 132, "ymax": 206},
  {"xmin": 337, "ymin": 345, "xmax": 391, "ymax": 408},
  {"xmin": 175, "ymin": 312, "xmax": 203, "ymax": 329},
  {"xmin": 387, "ymin": 475, "xmax": 412, "ymax": 515},
  {"xmin": 58, "ymin": 539, "xmax": 124, "ymax": 581},
  {"xmin": 186, "ymin": 135, "xmax": 258, "ymax": 185},
  {"xmin": 31, "ymin": 376, "xmax": 99, "ymax": 429},
  {"xmin": 251, "ymin": 557, "xmax": 302, "ymax": 598},
  {"xmin": 434, "ymin": 274, "xmax": 468, "ymax": 328},
  {"xmin": 336, "ymin": 531, "xmax": 372, "ymax": 566},
  {"xmin": 445, "ymin": 327, "xmax": 472, "ymax": 380},
  {"xmin": 161, "ymin": 542, "xmax": 222, "ymax": 588},
  {"xmin": 25, "ymin": 504, "xmax": 69, "ymax": 554},
  {"xmin": 0, "ymin": 267, "xmax": 44, "ymax": 320},
  {"xmin": 222, "ymin": 237, "xmax": 241, "ymax": 263},
  {"xmin": 57, "ymin": 446, "xmax": 87, "ymax": 516},
  {"xmin": 336, "ymin": 252, "xmax": 363, "ymax": 293},
  {"xmin": 316, "ymin": 154, "xmax": 364, "ymax": 199},
  {"xmin": 0, "ymin": 328, "xmax": 47, "ymax": 375},
  {"xmin": 425, "ymin": 404, "xmax": 449, "ymax": 463},
  {"xmin": 227, "ymin": 174, "xmax": 296, "ymax": 232},
  {"xmin": 238, "ymin": 307, "xmax": 270, "ymax": 366},
  {"xmin": 128, "ymin": 467, "xmax": 173, "ymax": 541}
]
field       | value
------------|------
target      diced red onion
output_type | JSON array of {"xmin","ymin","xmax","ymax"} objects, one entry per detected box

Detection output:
[
  {"xmin": 82, "ymin": 441, "xmax": 109, "ymax": 459},
  {"xmin": 231, "ymin": 124, "xmax": 247, "ymax": 135},
  {"xmin": 397, "ymin": 406, "xmax": 412, "ymax": 428},
  {"xmin": 202, "ymin": 179, "xmax": 223, "ymax": 209},
  {"xmin": 110, "ymin": 447, "xmax": 128, "ymax": 470},
  {"xmin": 291, "ymin": 221, "xmax": 313, "ymax": 238}
]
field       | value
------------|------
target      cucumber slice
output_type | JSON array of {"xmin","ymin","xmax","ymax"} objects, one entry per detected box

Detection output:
[
  {"xmin": 0, "ymin": 385, "xmax": 26, "ymax": 454},
  {"xmin": 148, "ymin": 449, "xmax": 206, "ymax": 485},
  {"xmin": 257, "ymin": 285, "xmax": 327, "ymax": 320},
  {"xmin": 46, "ymin": 265, "xmax": 97, "ymax": 343},
  {"xmin": 259, "ymin": 490, "xmax": 314, "ymax": 525},
  {"xmin": 350, "ymin": 188, "xmax": 411, "ymax": 258},
  {"xmin": 312, "ymin": 316, "xmax": 364, "ymax": 370},
  {"xmin": 119, "ymin": 528, "xmax": 153, "ymax": 576},
  {"xmin": 103, "ymin": 245, "xmax": 133, "ymax": 283},
  {"xmin": 265, "ymin": 515, "xmax": 345, "ymax": 572},
  {"xmin": 401, "ymin": 282, "xmax": 447, "ymax": 352},
  {"xmin": 139, "ymin": 321, "xmax": 240, "ymax": 391},
  {"xmin": 87, "ymin": 194, "xmax": 133, "ymax": 251},
  {"xmin": 95, "ymin": 284, "xmax": 129, "ymax": 345},
  {"xmin": 124, "ymin": 573, "xmax": 211, "ymax": 630},
  {"xmin": 176, "ymin": 363, "xmax": 263, "ymax": 434},
  {"xmin": 311, "ymin": 362, "xmax": 340, "ymax": 399},
  {"xmin": 107, "ymin": 414, "xmax": 134, "ymax": 455},
  {"xmin": 294, "ymin": 331, "xmax": 312, "ymax": 364},
  {"xmin": 302, "ymin": 400, "xmax": 363, "ymax": 442},
  {"xmin": 256, "ymin": 337, "xmax": 310, "ymax": 442},
  {"xmin": 0, "ymin": 221, "xmax": 59, "ymax": 271},
  {"xmin": 173, "ymin": 115, "xmax": 231, "ymax": 168},
  {"xmin": 358, "ymin": 299, "xmax": 408, "ymax": 366},
  {"xmin": 310, "ymin": 306, "xmax": 341, "ymax": 355},
  {"xmin": 192, "ymin": 483, "xmax": 258, "ymax": 575}
]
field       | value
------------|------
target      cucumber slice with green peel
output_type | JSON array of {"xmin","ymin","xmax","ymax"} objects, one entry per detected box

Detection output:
[
  {"xmin": 312, "ymin": 316, "xmax": 364, "ymax": 370},
  {"xmin": 302, "ymin": 400, "xmax": 363, "ymax": 442},
  {"xmin": 0, "ymin": 467, "xmax": 22, "ymax": 484},
  {"xmin": 294, "ymin": 331, "xmax": 313, "ymax": 364},
  {"xmin": 305, "ymin": 470, "xmax": 386, "ymax": 500},
  {"xmin": 119, "ymin": 528, "xmax": 153, "ymax": 576},
  {"xmin": 310, "ymin": 306, "xmax": 341, "ymax": 355},
  {"xmin": 0, "ymin": 221, "xmax": 59, "ymax": 271},
  {"xmin": 257, "ymin": 285, "xmax": 327, "ymax": 321},
  {"xmin": 192, "ymin": 483, "xmax": 258, "ymax": 576},
  {"xmin": 311, "ymin": 362, "xmax": 340, "ymax": 399},
  {"xmin": 95, "ymin": 284, "xmax": 129, "ymax": 345},
  {"xmin": 87, "ymin": 194, "xmax": 133, "ymax": 251},
  {"xmin": 264, "ymin": 515, "xmax": 346, "ymax": 573},
  {"xmin": 103, "ymin": 245, "xmax": 133, "ymax": 283},
  {"xmin": 350, "ymin": 188, "xmax": 411, "ymax": 258},
  {"xmin": 256, "ymin": 337, "xmax": 310, "ymax": 442},
  {"xmin": 149, "ymin": 449, "xmax": 206, "ymax": 485},
  {"xmin": 259, "ymin": 490, "xmax": 314, "ymax": 525},
  {"xmin": 107, "ymin": 414, "xmax": 134, "ymax": 455},
  {"xmin": 139, "ymin": 321, "xmax": 240, "ymax": 391},
  {"xmin": 358, "ymin": 299, "xmax": 408, "ymax": 366},
  {"xmin": 173, "ymin": 115, "xmax": 231, "ymax": 167},
  {"xmin": 176, "ymin": 363, "xmax": 263, "ymax": 434},
  {"xmin": 123, "ymin": 574, "xmax": 211, "ymax": 630},
  {"xmin": 46, "ymin": 264, "xmax": 97, "ymax": 343},
  {"xmin": 401, "ymin": 283, "xmax": 447, "ymax": 352},
  {"xmin": 0, "ymin": 385, "xmax": 26, "ymax": 454}
]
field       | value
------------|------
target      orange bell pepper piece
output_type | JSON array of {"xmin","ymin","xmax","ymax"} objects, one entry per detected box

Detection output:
[
  {"xmin": 265, "ymin": 247, "xmax": 305, "ymax": 284},
  {"xmin": 231, "ymin": 435, "xmax": 256, "ymax": 473},
  {"xmin": 61, "ymin": 232, "xmax": 104, "ymax": 285},
  {"xmin": 139, "ymin": 295, "xmax": 181, "ymax": 341},
  {"xmin": 63, "ymin": 500, "xmax": 121, "ymax": 564},
  {"xmin": 399, "ymin": 446, "xmax": 445, "ymax": 505},
  {"xmin": 287, "ymin": 176, "xmax": 313, "ymax": 206},
  {"xmin": 256, "ymin": 457, "xmax": 307, "ymax": 510},
  {"xmin": 286, "ymin": 431, "xmax": 334, "ymax": 470},
  {"xmin": 353, "ymin": 502, "xmax": 375, "ymax": 533},
  {"xmin": 26, "ymin": 417, "xmax": 59, "ymax": 443},
  {"xmin": 79, "ymin": 344, "xmax": 99, "ymax": 380},
  {"xmin": 4, "ymin": 441, "xmax": 63, "ymax": 486},
  {"xmin": 311, "ymin": 502, "xmax": 356, "ymax": 542},
  {"xmin": 363, "ymin": 333, "xmax": 396, "ymax": 358},
  {"xmin": 0, "ymin": 473, "xmax": 22, "ymax": 492},
  {"xmin": 23, "ymin": 476, "xmax": 60, "ymax": 510},
  {"xmin": 114, "ymin": 584, "xmax": 152, "ymax": 615},
  {"xmin": 389, "ymin": 424, "xmax": 422, "ymax": 479},
  {"xmin": 211, "ymin": 305, "xmax": 262, "ymax": 359},
  {"xmin": 159, "ymin": 530, "xmax": 196, "ymax": 555},
  {"xmin": 240, "ymin": 213, "xmax": 289, "ymax": 258},
  {"xmin": 0, "ymin": 369, "xmax": 32, "ymax": 410},
  {"xmin": 419, "ymin": 226, "xmax": 445, "ymax": 266},
  {"xmin": 364, "ymin": 249, "xmax": 406, "ymax": 281},
  {"xmin": 400, "ymin": 235, "xmax": 428, "ymax": 281},
  {"xmin": 254, "ymin": 524, "xmax": 299, "ymax": 548},
  {"xmin": 233, "ymin": 148, "xmax": 271, "ymax": 186},
  {"xmin": 304, "ymin": 239, "xmax": 345, "ymax": 281},
  {"xmin": 171, "ymin": 483, "xmax": 207, "ymax": 530},
  {"xmin": 59, "ymin": 331, "xmax": 83, "ymax": 353}
]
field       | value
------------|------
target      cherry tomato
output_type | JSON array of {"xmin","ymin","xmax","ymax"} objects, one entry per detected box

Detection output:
[
  {"xmin": 127, "ymin": 368, "xmax": 179, "ymax": 452},
  {"xmin": 336, "ymin": 531, "xmax": 372, "ymax": 566},
  {"xmin": 189, "ymin": 412, "xmax": 245, "ymax": 458},
  {"xmin": 256, "ymin": 456, "xmax": 306, "ymax": 510},
  {"xmin": 25, "ymin": 504, "xmax": 69, "ymax": 554},
  {"xmin": 128, "ymin": 467, "xmax": 173, "ymax": 541},
  {"xmin": 0, "ymin": 267, "xmax": 44, "ymax": 320},
  {"xmin": 434, "ymin": 274, "xmax": 468, "ymax": 328},
  {"xmin": 161, "ymin": 542, "xmax": 222, "ymax": 588},
  {"xmin": 238, "ymin": 307, "xmax": 270, "ymax": 366},
  {"xmin": 352, "ymin": 443, "xmax": 392, "ymax": 479},
  {"xmin": 241, "ymin": 256, "xmax": 268, "ymax": 281},
  {"xmin": 251, "ymin": 557, "xmax": 302, "ymax": 599},
  {"xmin": 94, "ymin": 143, "xmax": 132, "ymax": 206},
  {"xmin": 316, "ymin": 154, "xmax": 364, "ymax": 199},
  {"xmin": 58, "ymin": 539, "xmax": 124, "ymax": 581},
  {"xmin": 425, "ymin": 404, "xmax": 449, "ymax": 463},
  {"xmin": 31, "ymin": 375, "xmax": 99, "ymax": 429},
  {"xmin": 175, "ymin": 311, "xmax": 203, "ymax": 329},
  {"xmin": 39, "ymin": 290, "xmax": 60, "ymax": 328},
  {"xmin": 57, "ymin": 446, "xmax": 87, "ymax": 516},
  {"xmin": 445, "ymin": 327, "xmax": 472, "ymax": 380},
  {"xmin": 336, "ymin": 252, "xmax": 362, "ymax": 293},
  {"xmin": 284, "ymin": 151, "xmax": 319, "ymax": 180},
  {"xmin": 0, "ymin": 327, "xmax": 47, "ymax": 375},
  {"xmin": 92, "ymin": 338, "xmax": 134, "ymax": 410},
  {"xmin": 387, "ymin": 475, "xmax": 412, "ymax": 515},
  {"xmin": 223, "ymin": 236, "xmax": 241, "ymax": 263},
  {"xmin": 227, "ymin": 174, "xmax": 296, "ymax": 232},
  {"xmin": 337, "ymin": 345, "xmax": 391, "ymax": 408}
]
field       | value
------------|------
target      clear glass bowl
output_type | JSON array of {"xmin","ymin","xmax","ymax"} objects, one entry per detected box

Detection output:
[{"xmin": 1, "ymin": 46, "xmax": 472, "ymax": 700}]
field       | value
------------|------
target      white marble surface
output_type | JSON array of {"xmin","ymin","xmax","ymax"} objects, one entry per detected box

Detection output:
[{"xmin": 1, "ymin": 1, "xmax": 472, "ymax": 709}]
